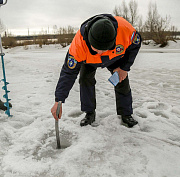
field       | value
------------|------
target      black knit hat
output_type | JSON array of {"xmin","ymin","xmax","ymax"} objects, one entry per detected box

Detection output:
[{"xmin": 88, "ymin": 18, "xmax": 116, "ymax": 50}]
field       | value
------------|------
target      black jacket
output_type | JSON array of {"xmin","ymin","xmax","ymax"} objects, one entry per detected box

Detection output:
[{"xmin": 55, "ymin": 14, "xmax": 141, "ymax": 102}]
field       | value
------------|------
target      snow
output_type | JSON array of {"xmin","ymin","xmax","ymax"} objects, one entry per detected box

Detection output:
[{"xmin": 0, "ymin": 41, "xmax": 180, "ymax": 177}]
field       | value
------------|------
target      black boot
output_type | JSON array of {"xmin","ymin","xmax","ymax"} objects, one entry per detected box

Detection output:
[
  {"xmin": 122, "ymin": 115, "xmax": 138, "ymax": 128},
  {"xmin": 0, "ymin": 100, "xmax": 12, "ymax": 111},
  {"xmin": 80, "ymin": 111, "xmax": 96, "ymax": 126}
]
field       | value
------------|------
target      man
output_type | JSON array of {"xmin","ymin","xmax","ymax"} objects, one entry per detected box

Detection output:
[{"xmin": 51, "ymin": 14, "xmax": 141, "ymax": 128}]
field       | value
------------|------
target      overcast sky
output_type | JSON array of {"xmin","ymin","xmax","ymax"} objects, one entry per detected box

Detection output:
[{"xmin": 0, "ymin": 0, "xmax": 179, "ymax": 35}]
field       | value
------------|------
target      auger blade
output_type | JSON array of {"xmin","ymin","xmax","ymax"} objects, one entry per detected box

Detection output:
[
  {"xmin": 4, "ymin": 102, "xmax": 9, "ymax": 107},
  {"xmin": 1, "ymin": 79, "xmax": 9, "ymax": 83},
  {"xmin": 3, "ymin": 92, "xmax": 10, "ymax": 96},
  {"xmin": 3, "ymin": 94, "xmax": 7, "ymax": 98},
  {"xmin": 2, "ymin": 86, "xmax": 6, "ymax": 90}
]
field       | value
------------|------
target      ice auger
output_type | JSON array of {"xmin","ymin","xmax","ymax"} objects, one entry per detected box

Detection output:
[{"xmin": 0, "ymin": 0, "xmax": 12, "ymax": 116}]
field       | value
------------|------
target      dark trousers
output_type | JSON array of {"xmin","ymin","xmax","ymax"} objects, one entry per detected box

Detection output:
[{"xmin": 79, "ymin": 64, "xmax": 133, "ymax": 116}]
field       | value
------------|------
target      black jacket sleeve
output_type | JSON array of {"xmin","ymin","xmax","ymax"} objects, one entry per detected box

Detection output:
[
  {"xmin": 120, "ymin": 32, "xmax": 141, "ymax": 71},
  {"xmin": 107, "ymin": 31, "xmax": 141, "ymax": 71},
  {"xmin": 55, "ymin": 52, "xmax": 81, "ymax": 103}
]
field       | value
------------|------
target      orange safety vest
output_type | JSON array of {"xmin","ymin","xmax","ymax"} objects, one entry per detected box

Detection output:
[{"xmin": 69, "ymin": 16, "xmax": 136, "ymax": 64}]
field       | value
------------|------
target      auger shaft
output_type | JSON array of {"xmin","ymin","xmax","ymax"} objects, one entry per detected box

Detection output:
[{"xmin": 0, "ymin": 34, "xmax": 12, "ymax": 116}]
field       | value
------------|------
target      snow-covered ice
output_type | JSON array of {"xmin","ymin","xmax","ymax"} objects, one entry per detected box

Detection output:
[{"xmin": 0, "ymin": 41, "xmax": 180, "ymax": 177}]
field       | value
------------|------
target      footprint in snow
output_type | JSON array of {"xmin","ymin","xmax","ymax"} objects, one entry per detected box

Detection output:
[
  {"xmin": 135, "ymin": 102, "xmax": 171, "ymax": 119},
  {"xmin": 147, "ymin": 102, "xmax": 169, "ymax": 110},
  {"xmin": 147, "ymin": 102, "xmax": 170, "ymax": 119},
  {"xmin": 67, "ymin": 109, "xmax": 83, "ymax": 118}
]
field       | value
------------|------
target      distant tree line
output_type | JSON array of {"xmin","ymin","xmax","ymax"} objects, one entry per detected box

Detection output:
[
  {"xmin": 113, "ymin": 0, "xmax": 179, "ymax": 47},
  {"xmin": 1, "ymin": 0, "xmax": 179, "ymax": 48},
  {"xmin": 2, "ymin": 26, "xmax": 75, "ymax": 49}
]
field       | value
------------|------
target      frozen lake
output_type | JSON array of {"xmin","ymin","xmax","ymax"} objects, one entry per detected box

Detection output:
[{"xmin": 0, "ymin": 44, "xmax": 180, "ymax": 177}]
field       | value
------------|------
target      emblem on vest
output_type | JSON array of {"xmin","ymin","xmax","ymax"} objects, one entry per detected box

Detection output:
[
  {"xmin": 116, "ymin": 45, "xmax": 124, "ymax": 54},
  {"xmin": 133, "ymin": 34, "xmax": 140, "ymax": 45},
  {"xmin": 67, "ymin": 56, "xmax": 77, "ymax": 69}
]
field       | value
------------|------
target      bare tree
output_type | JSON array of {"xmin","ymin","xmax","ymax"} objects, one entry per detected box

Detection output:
[
  {"xmin": 53, "ymin": 25, "xmax": 58, "ymax": 34},
  {"xmin": 144, "ymin": 3, "xmax": 158, "ymax": 34},
  {"xmin": 170, "ymin": 25, "xmax": 178, "ymax": 40},
  {"xmin": 113, "ymin": 0, "xmax": 140, "ymax": 25},
  {"xmin": 113, "ymin": 5, "xmax": 122, "ymax": 17},
  {"xmin": 62, "ymin": 27, "xmax": 67, "ymax": 34},
  {"xmin": 137, "ymin": 15, "xmax": 143, "ymax": 32},
  {"xmin": 122, "ymin": 0, "xmax": 129, "ymax": 21},
  {"xmin": 113, "ymin": 0, "xmax": 130, "ymax": 22},
  {"xmin": 128, "ymin": 0, "xmax": 138, "ymax": 26},
  {"xmin": 144, "ymin": 2, "xmax": 171, "ymax": 46},
  {"xmin": 67, "ymin": 26, "xmax": 74, "ymax": 34},
  {"xmin": 0, "ymin": 19, "xmax": 5, "ymax": 34}
]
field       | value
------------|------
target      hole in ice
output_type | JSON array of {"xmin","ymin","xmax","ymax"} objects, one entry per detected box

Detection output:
[
  {"xmin": 57, "ymin": 131, "xmax": 72, "ymax": 149},
  {"xmin": 32, "ymin": 130, "xmax": 73, "ymax": 160}
]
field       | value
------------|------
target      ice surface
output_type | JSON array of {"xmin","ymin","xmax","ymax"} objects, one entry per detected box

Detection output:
[{"xmin": 0, "ymin": 42, "xmax": 180, "ymax": 176}]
